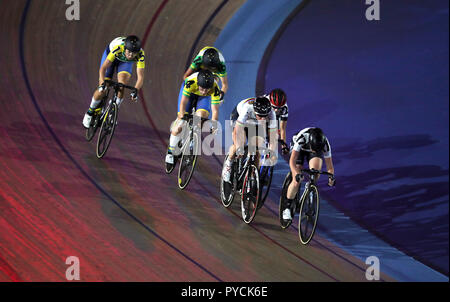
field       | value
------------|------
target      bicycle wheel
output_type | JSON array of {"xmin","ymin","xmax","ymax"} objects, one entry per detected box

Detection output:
[
  {"xmin": 85, "ymin": 98, "xmax": 106, "ymax": 141},
  {"xmin": 178, "ymin": 131, "xmax": 199, "ymax": 190},
  {"xmin": 258, "ymin": 165, "xmax": 274, "ymax": 209},
  {"xmin": 96, "ymin": 103, "xmax": 118, "ymax": 159},
  {"xmin": 220, "ymin": 155, "xmax": 236, "ymax": 208},
  {"xmin": 241, "ymin": 164, "xmax": 260, "ymax": 224},
  {"xmin": 85, "ymin": 113, "xmax": 100, "ymax": 142},
  {"xmin": 279, "ymin": 172, "xmax": 299, "ymax": 229},
  {"xmin": 298, "ymin": 184, "xmax": 320, "ymax": 245}
]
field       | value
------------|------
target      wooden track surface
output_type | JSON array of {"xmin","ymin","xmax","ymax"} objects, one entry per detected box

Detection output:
[{"xmin": 0, "ymin": 0, "xmax": 395, "ymax": 281}]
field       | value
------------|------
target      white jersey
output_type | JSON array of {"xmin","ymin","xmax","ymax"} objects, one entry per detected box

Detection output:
[
  {"xmin": 292, "ymin": 127, "xmax": 332, "ymax": 158},
  {"xmin": 236, "ymin": 98, "xmax": 277, "ymax": 129}
]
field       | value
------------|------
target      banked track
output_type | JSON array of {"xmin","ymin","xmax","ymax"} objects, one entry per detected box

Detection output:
[{"xmin": 0, "ymin": 0, "xmax": 395, "ymax": 281}]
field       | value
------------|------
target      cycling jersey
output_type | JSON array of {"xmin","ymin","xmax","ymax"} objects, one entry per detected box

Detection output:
[
  {"xmin": 106, "ymin": 37, "xmax": 145, "ymax": 69},
  {"xmin": 291, "ymin": 127, "xmax": 332, "ymax": 158},
  {"xmin": 182, "ymin": 72, "xmax": 222, "ymax": 105},
  {"xmin": 190, "ymin": 46, "xmax": 226, "ymax": 78},
  {"xmin": 234, "ymin": 98, "xmax": 277, "ymax": 129}
]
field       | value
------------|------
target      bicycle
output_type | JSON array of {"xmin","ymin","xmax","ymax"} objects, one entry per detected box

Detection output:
[
  {"xmin": 279, "ymin": 168, "xmax": 334, "ymax": 244},
  {"xmin": 85, "ymin": 79, "xmax": 137, "ymax": 159},
  {"xmin": 169, "ymin": 97, "xmax": 210, "ymax": 190},
  {"xmin": 220, "ymin": 146, "xmax": 263, "ymax": 224}
]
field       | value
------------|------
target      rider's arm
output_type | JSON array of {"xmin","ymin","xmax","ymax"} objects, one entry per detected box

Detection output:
[
  {"xmin": 219, "ymin": 76, "xmax": 228, "ymax": 94},
  {"xmin": 135, "ymin": 67, "xmax": 145, "ymax": 90},
  {"xmin": 211, "ymin": 104, "xmax": 219, "ymax": 121},
  {"xmin": 99, "ymin": 59, "xmax": 113, "ymax": 86},
  {"xmin": 324, "ymin": 157, "xmax": 334, "ymax": 175},
  {"xmin": 183, "ymin": 67, "xmax": 195, "ymax": 81},
  {"xmin": 178, "ymin": 94, "xmax": 189, "ymax": 119},
  {"xmin": 279, "ymin": 120, "xmax": 287, "ymax": 142},
  {"xmin": 268, "ymin": 128, "xmax": 278, "ymax": 153}
]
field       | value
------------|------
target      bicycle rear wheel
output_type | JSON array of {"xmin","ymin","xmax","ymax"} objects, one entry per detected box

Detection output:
[
  {"xmin": 258, "ymin": 165, "xmax": 273, "ymax": 209},
  {"xmin": 220, "ymin": 155, "xmax": 236, "ymax": 208},
  {"xmin": 241, "ymin": 164, "xmax": 260, "ymax": 224},
  {"xmin": 298, "ymin": 184, "xmax": 320, "ymax": 244},
  {"xmin": 178, "ymin": 131, "xmax": 199, "ymax": 190},
  {"xmin": 96, "ymin": 103, "xmax": 118, "ymax": 159}
]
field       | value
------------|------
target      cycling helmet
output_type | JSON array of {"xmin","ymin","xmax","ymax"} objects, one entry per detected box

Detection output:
[
  {"xmin": 124, "ymin": 35, "xmax": 142, "ymax": 53},
  {"xmin": 309, "ymin": 128, "xmax": 326, "ymax": 151},
  {"xmin": 253, "ymin": 97, "xmax": 271, "ymax": 117},
  {"xmin": 269, "ymin": 88, "xmax": 287, "ymax": 107},
  {"xmin": 197, "ymin": 69, "xmax": 214, "ymax": 89},
  {"xmin": 202, "ymin": 48, "xmax": 221, "ymax": 69}
]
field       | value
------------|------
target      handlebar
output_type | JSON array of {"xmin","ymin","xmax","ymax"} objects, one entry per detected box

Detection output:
[
  {"xmin": 103, "ymin": 80, "xmax": 137, "ymax": 93},
  {"xmin": 296, "ymin": 169, "xmax": 334, "ymax": 182},
  {"xmin": 180, "ymin": 113, "xmax": 210, "ymax": 123}
]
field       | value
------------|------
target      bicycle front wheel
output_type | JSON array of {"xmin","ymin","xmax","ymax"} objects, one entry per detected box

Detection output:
[
  {"xmin": 96, "ymin": 103, "xmax": 118, "ymax": 159},
  {"xmin": 241, "ymin": 164, "xmax": 260, "ymax": 224},
  {"xmin": 258, "ymin": 165, "xmax": 273, "ymax": 209},
  {"xmin": 298, "ymin": 184, "xmax": 320, "ymax": 244},
  {"xmin": 178, "ymin": 131, "xmax": 199, "ymax": 190},
  {"xmin": 220, "ymin": 155, "xmax": 236, "ymax": 208},
  {"xmin": 85, "ymin": 113, "xmax": 99, "ymax": 142}
]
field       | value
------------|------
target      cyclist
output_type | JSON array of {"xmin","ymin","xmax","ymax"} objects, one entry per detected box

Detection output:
[
  {"xmin": 165, "ymin": 69, "xmax": 222, "ymax": 172},
  {"xmin": 266, "ymin": 88, "xmax": 289, "ymax": 155},
  {"xmin": 281, "ymin": 127, "xmax": 336, "ymax": 223},
  {"xmin": 82, "ymin": 35, "xmax": 145, "ymax": 128},
  {"xmin": 222, "ymin": 96, "xmax": 278, "ymax": 183},
  {"xmin": 183, "ymin": 46, "xmax": 227, "ymax": 102}
]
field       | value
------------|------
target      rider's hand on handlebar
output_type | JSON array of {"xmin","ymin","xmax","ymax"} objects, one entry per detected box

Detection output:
[
  {"xmin": 328, "ymin": 175, "xmax": 336, "ymax": 187},
  {"xmin": 130, "ymin": 89, "xmax": 138, "ymax": 102},
  {"xmin": 294, "ymin": 172, "xmax": 304, "ymax": 183},
  {"xmin": 98, "ymin": 82, "xmax": 106, "ymax": 93}
]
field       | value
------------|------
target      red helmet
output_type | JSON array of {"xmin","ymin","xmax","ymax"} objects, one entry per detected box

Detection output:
[{"xmin": 268, "ymin": 88, "xmax": 287, "ymax": 107}]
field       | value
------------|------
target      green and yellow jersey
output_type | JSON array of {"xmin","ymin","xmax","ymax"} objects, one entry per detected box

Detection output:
[
  {"xmin": 182, "ymin": 72, "xmax": 222, "ymax": 105},
  {"xmin": 190, "ymin": 46, "xmax": 226, "ymax": 78},
  {"xmin": 107, "ymin": 37, "xmax": 145, "ymax": 69}
]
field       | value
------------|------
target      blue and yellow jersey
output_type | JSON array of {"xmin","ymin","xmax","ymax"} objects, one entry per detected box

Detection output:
[
  {"xmin": 182, "ymin": 73, "xmax": 222, "ymax": 105},
  {"xmin": 106, "ymin": 37, "xmax": 145, "ymax": 69},
  {"xmin": 190, "ymin": 46, "xmax": 226, "ymax": 78}
]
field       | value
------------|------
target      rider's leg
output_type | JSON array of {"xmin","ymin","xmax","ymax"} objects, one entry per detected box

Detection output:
[
  {"xmin": 83, "ymin": 48, "xmax": 113, "ymax": 128},
  {"xmin": 167, "ymin": 84, "xmax": 191, "ymax": 159},
  {"xmin": 308, "ymin": 156, "xmax": 323, "ymax": 183},
  {"xmin": 283, "ymin": 153, "xmax": 304, "ymax": 221},
  {"xmin": 116, "ymin": 63, "xmax": 133, "ymax": 107}
]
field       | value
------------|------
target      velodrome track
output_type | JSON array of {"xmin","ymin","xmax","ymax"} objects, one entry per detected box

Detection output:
[{"xmin": 0, "ymin": 0, "xmax": 422, "ymax": 282}]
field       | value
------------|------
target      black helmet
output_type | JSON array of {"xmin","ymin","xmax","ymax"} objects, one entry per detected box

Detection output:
[
  {"xmin": 124, "ymin": 35, "xmax": 141, "ymax": 53},
  {"xmin": 197, "ymin": 69, "xmax": 214, "ymax": 89},
  {"xmin": 202, "ymin": 48, "xmax": 220, "ymax": 69},
  {"xmin": 253, "ymin": 97, "xmax": 271, "ymax": 117},
  {"xmin": 309, "ymin": 128, "xmax": 326, "ymax": 151}
]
